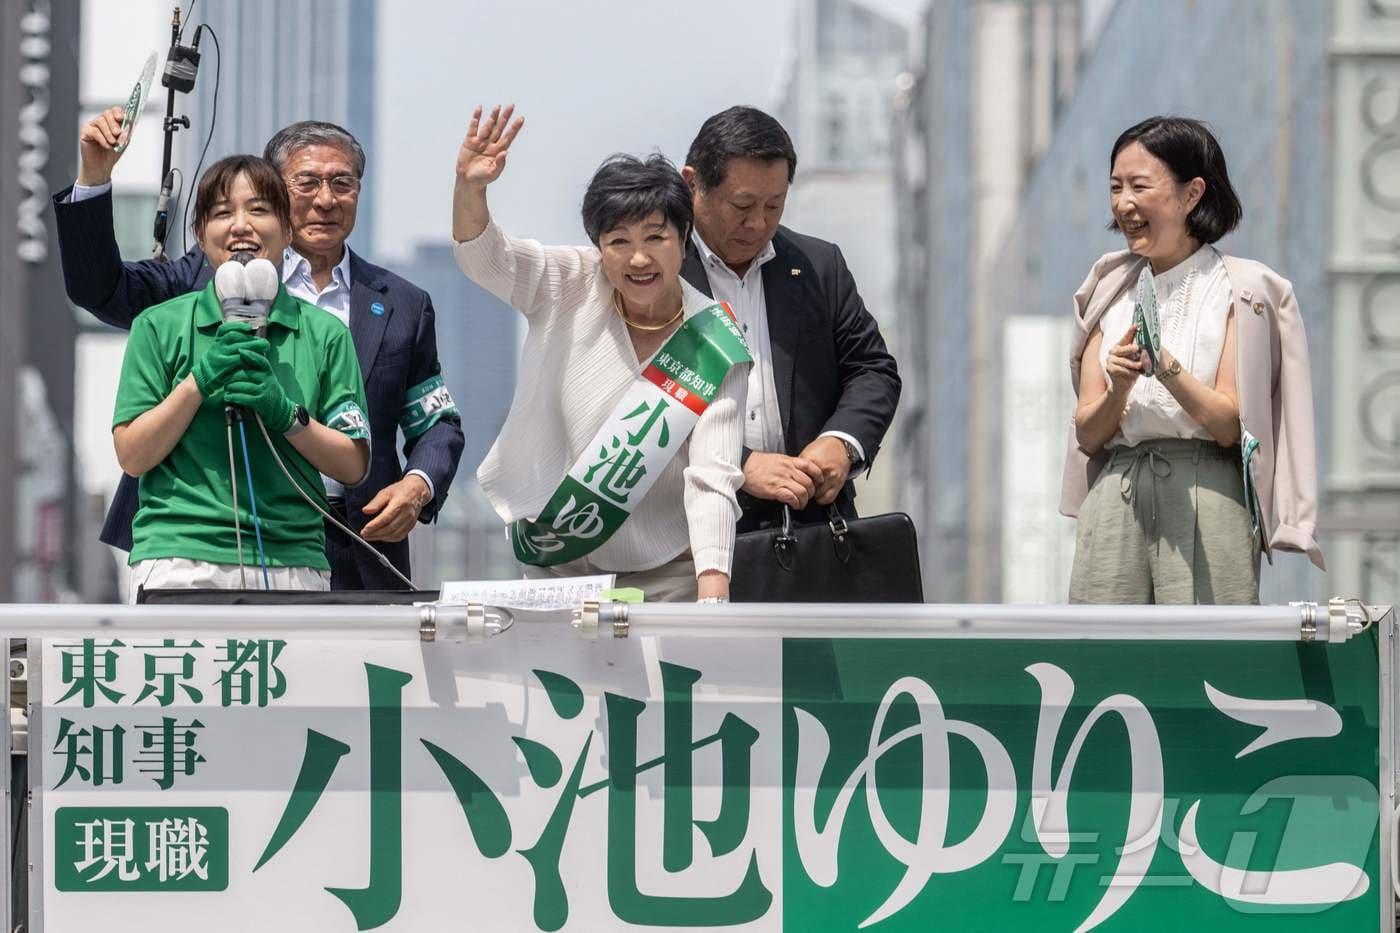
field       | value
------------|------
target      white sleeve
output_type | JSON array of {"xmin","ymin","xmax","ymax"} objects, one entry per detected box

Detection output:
[
  {"xmin": 452, "ymin": 220, "xmax": 599, "ymax": 318},
  {"xmin": 69, "ymin": 181, "xmax": 113, "ymax": 202},
  {"xmin": 682, "ymin": 361, "xmax": 750, "ymax": 576}
]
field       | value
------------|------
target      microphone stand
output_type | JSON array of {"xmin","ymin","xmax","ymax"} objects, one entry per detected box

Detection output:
[{"xmin": 153, "ymin": 5, "xmax": 200, "ymax": 260}]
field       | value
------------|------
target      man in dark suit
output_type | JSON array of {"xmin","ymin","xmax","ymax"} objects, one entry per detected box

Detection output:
[
  {"xmin": 54, "ymin": 110, "xmax": 463, "ymax": 589},
  {"xmin": 680, "ymin": 106, "xmax": 900, "ymax": 532}
]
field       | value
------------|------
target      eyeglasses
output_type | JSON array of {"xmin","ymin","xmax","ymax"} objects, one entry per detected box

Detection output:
[{"xmin": 287, "ymin": 174, "xmax": 360, "ymax": 198}]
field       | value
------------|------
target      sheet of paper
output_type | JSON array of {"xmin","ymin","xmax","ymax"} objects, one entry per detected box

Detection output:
[{"xmin": 438, "ymin": 574, "xmax": 616, "ymax": 610}]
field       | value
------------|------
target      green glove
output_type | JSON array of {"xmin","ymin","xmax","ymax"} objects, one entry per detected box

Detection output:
[
  {"xmin": 222, "ymin": 373, "xmax": 297, "ymax": 433},
  {"xmin": 234, "ymin": 343, "xmax": 274, "ymax": 378},
  {"xmin": 192, "ymin": 323, "xmax": 268, "ymax": 398}
]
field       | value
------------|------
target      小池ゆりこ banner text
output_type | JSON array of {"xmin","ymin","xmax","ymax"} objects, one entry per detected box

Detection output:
[{"xmin": 37, "ymin": 622, "xmax": 1380, "ymax": 931}]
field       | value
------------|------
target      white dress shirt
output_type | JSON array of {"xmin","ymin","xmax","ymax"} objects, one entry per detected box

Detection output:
[
  {"xmin": 69, "ymin": 180, "xmax": 434, "ymax": 501},
  {"xmin": 282, "ymin": 246, "xmax": 352, "ymax": 325},
  {"xmin": 281, "ymin": 248, "xmax": 356, "ymax": 499},
  {"xmin": 689, "ymin": 231, "xmax": 865, "ymax": 465}
]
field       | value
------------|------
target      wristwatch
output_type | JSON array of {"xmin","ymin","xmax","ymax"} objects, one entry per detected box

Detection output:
[
  {"xmin": 284, "ymin": 403, "xmax": 311, "ymax": 436},
  {"xmin": 840, "ymin": 439, "xmax": 862, "ymax": 467},
  {"xmin": 1159, "ymin": 359, "xmax": 1183, "ymax": 381}
]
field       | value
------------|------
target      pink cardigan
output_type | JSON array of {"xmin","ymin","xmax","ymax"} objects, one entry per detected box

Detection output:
[{"xmin": 1060, "ymin": 250, "xmax": 1325, "ymax": 570}]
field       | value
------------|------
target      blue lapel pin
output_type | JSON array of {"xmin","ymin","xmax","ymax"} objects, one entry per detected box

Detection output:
[{"xmin": 370, "ymin": 301, "xmax": 386, "ymax": 317}]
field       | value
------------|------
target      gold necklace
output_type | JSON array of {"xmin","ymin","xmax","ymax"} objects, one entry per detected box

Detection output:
[{"xmin": 612, "ymin": 289, "xmax": 683, "ymax": 332}]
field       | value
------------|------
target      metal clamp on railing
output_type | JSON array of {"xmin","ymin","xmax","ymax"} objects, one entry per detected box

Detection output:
[
  {"xmin": 1293, "ymin": 601, "xmax": 1318, "ymax": 642},
  {"xmin": 1330, "ymin": 597, "xmax": 1385, "ymax": 642},
  {"xmin": 422, "ymin": 603, "xmax": 515, "ymax": 642},
  {"xmin": 572, "ymin": 601, "xmax": 629, "ymax": 640}
]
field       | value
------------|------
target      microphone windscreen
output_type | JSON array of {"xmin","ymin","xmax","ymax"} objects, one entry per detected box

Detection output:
[
  {"xmin": 243, "ymin": 258, "xmax": 280, "ymax": 302},
  {"xmin": 214, "ymin": 261, "xmax": 247, "ymax": 304}
]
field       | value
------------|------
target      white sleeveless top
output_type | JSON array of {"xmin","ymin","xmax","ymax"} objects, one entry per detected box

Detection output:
[{"xmin": 1098, "ymin": 244, "xmax": 1232, "ymax": 447}]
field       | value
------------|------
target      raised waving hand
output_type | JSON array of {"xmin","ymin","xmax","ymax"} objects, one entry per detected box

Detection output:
[
  {"xmin": 453, "ymin": 105, "xmax": 524, "ymax": 243},
  {"xmin": 455, "ymin": 105, "xmax": 525, "ymax": 187}
]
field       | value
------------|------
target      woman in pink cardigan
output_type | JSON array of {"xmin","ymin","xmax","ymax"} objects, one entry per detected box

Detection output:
[{"xmin": 1061, "ymin": 117, "xmax": 1323, "ymax": 604}]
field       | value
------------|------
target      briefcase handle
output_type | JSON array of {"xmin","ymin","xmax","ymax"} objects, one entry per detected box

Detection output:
[
  {"xmin": 771, "ymin": 505, "xmax": 853, "ymax": 570},
  {"xmin": 774, "ymin": 505, "xmax": 796, "ymax": 571}
]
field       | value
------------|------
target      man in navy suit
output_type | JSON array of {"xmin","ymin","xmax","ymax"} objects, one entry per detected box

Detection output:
[
  {"xmin": 680, "ymin": 106, "xmax": 900, "ymax": 533},
  {"xmin": 55, "ymin": 110, "xmax": 463, "ymax": 590}
]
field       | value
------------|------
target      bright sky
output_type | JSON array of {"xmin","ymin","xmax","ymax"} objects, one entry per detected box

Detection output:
[{"xmin": 372, "ymin": 0, "xmax": 925, "ymax": 260}]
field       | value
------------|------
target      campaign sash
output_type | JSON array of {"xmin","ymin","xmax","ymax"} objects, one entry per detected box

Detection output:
[{"xmin": 511, "ymin": 302, "xmax": 751, "ymax": 566}]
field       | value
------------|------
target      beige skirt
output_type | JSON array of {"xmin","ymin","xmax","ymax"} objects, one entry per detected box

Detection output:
[
  {"xmin": 1068, "ymin": 438, "xmax": 1260, "ymax": 605},
  {"xmin": 520, "ymin": 551, "xmax": 699, "ymax": 602}
]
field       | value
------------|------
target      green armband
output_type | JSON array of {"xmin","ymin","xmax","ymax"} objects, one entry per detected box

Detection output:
[
  {"xmin": 400, "ymin": 375, "xmax": 459, "ymax": 439},
  {"xmin": 325, "ymin": 400, "xmax": 370, "ymax": 440}
]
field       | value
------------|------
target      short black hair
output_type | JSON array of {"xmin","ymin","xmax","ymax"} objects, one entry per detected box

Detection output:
[
  {"xmin": 1108, "ymin": 116, "xmax": 1242, "ymax": 244},
  {"xmin": 193, "ymin": 155, "xmax": 292, "ymax": 237},
  {"xmin": 684, "ymin": 106, "xmax": 797, "ymax": 191},
  {"xmin": 581, "ymin": 154, "xmax": 693, "ymax": 245}
]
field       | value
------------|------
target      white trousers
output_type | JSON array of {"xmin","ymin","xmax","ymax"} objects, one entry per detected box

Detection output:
[{"xmin": 129, "ymin": 558, "xmax": 331, "ymax": 604}]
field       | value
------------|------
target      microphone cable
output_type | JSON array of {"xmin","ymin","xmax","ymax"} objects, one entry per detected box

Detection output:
[
  {"xmin": 235, "ymin": 412, "xmax": 272, "ymax": 589},
  {"xmin": 253, "ymin": 414, "xmax": 417, "ymax": 590},
  {"xmin": 224, "ymin": 409, "xmax": 248, "ymax": 589},
  {"xmin": 179, "ymin": 0, "xmax": 197, "ymax": 41},
  {"xmin": 180, "ymin": 22, "xmax": 220, "ymax": 256}
]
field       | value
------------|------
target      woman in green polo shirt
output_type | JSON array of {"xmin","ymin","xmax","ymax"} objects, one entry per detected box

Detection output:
[{"xmin": 112, "ymin": 155, "xmax": 370, "ymax": 597}]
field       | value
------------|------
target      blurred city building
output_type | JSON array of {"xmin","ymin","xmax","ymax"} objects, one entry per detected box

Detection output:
[
  {"xmin": 397, "ymin": 242, "xmax": 519, "ymax": 588},
  {"xmin": 892, "ymin": 0, "xmax": 1084, "ymax": 602},
  {"xmin": 188, "ymin": 0, "xmax": 379, "ymax": 254},
  {"xmin": 3, "ymin": 0, "xmax": 85, "ymax": 601},
  {"xmin": 892, "ymin": 0, "xmax": 1394, "ymax": 605},
  {"xmin": 0, "ymin": 3, "xmax": 23, "ymax": 601},
  {"xmin": 774, "ymin": 0, "xmax": 908, "ymax": 517}
]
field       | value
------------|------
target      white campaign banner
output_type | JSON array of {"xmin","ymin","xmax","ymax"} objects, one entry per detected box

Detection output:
[
  {"xmin": 33, "ymin": 615, "xmax": 1384, "ymax": 932},
  {"xmin": 38, "ymin": 627, "xmax": 784, "ymax": 931}
]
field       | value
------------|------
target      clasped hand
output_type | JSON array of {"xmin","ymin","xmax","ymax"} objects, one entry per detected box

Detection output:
[
  {"xmin": 742, "ymin": 437, "xmax": 852, "ymax": 510},
  {"xmin": 193, "ymin": 322, "xmax": 295, "ymax": 431},
  {"xmin": 193, "ymin": 322, "xmax": 268, "ymax": 398}
]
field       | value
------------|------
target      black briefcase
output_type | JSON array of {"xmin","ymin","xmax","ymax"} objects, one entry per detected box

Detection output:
[{"xmin": 729, "ymin": 505, "xmax": 924, "ymax": 603}]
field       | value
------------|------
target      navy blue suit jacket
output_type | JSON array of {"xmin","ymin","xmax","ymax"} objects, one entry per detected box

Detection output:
[{"xmin": 53, "ymin": 186, "xmax": 464, "ymax": 589}]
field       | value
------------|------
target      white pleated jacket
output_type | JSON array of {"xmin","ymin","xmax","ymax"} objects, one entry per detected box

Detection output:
[{"xmin": 455, "ymin": 221, "xmax": 749, "ymax": 576}]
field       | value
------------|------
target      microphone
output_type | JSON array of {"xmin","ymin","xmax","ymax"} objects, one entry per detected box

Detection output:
[
  {"xmin": 214, "ymin": 260, "xmax": 247, "ymax": 315},
  {"xmin": 216, "ymin": 255, "xmax": 276, "ymax": 336},
  {"xmin": 213, "ymin": 261, "xmax": 249, "ymax": 423},
  {"xmin": 151, "ymin": 171, "xmax": 177, "ymax": 261},
  {"xmin": 243, "ymin": 256, "xmax": 281, "ymax": 306}
]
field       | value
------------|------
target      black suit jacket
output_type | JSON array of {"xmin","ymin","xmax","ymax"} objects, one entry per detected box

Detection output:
[
  {"xmin": 53, "ymin": 186, "xmax": 464, "ymax": 589},
  {"xmin": 681, "ymin": 226, "xmax": 901, "ymax": 531}
]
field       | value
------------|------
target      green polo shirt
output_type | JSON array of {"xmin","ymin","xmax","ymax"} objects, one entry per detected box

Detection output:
[{"xmin": 113, "ymin": 280, "xmax": 370, "ymax": 570}]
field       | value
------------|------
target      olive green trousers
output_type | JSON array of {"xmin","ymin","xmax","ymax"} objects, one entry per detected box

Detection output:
[{"xmin": 1069, "ymin": 438, "xmax": 1260, "ymax": 605}]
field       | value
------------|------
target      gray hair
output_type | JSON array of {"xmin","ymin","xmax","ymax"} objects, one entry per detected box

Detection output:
[{"xmin": 262, "ymin": 121, "xmax": 367, "ymax": 178}]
